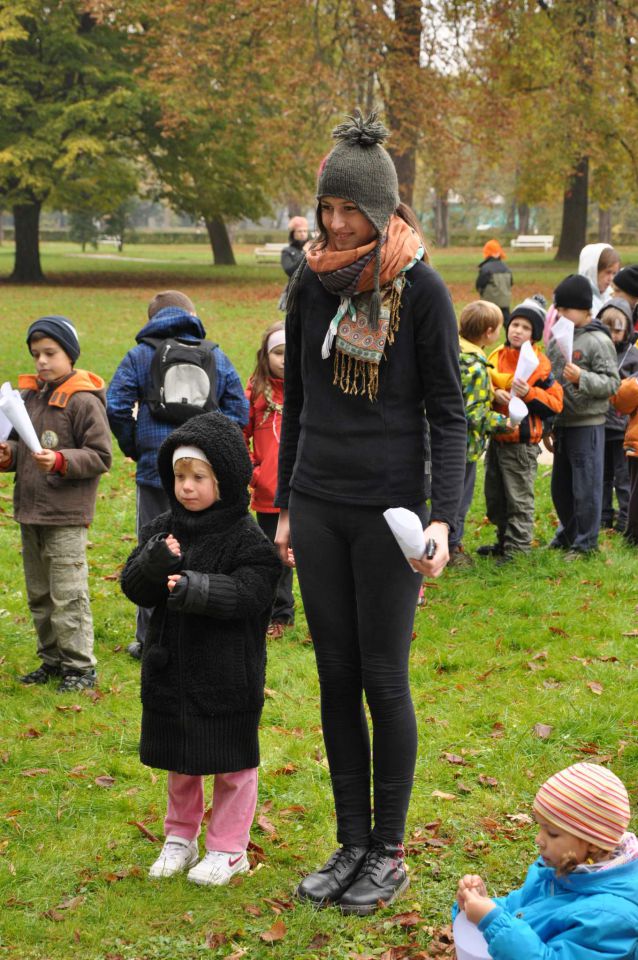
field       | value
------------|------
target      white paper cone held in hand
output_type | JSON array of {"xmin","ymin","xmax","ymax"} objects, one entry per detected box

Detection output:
[
  {"xmin": 508, "ymin": 395, "xmax": 528, "ymax": 426},
  {"xmin": 550, "ymin": 316, "xmax": 574, "ymax": 363},
  {"xmin": 383, "ymin": 507, "xmax": 426, "ymax": 572},
  {"xmin": 513, "ymin": 340, "xmax": 539, "ymax": 383},
  {"xmin": 0, "ymin": 384, "xmax": 42, "ymax": 453},
  {"xmin": 453, "ymin": 910, "xmax": 492, "ymax": 960}
]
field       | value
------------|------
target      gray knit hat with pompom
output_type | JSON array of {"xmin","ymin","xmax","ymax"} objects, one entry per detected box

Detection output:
[{"xmin": 317, "ymin": 110, "xmax": 400, "ymax": 328}]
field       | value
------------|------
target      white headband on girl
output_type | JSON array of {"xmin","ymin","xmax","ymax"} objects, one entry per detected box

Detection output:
[
  {"xmin": 267, "ymin": 329, "xmax": 286, "ymax": 353},
  {"xmin": 172, "ymin": 445, "xmax": 211, "ymax": 467}
]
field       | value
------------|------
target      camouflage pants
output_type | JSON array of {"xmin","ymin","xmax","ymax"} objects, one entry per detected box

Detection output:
[{"xmin": 20, "ymin": 524, "xmax": 96, "ymax": 672}]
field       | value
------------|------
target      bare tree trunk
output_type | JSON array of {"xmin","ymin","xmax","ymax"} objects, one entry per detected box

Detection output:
[
  {"xmin": 386, "ymin": 0, "xmax": 422, "ymax": 206},
  {"xmin": 506, "ymin": 200, "xmax": 517, "ymax": 232},
  {"xmin": 9, "ymin": 202, "xmax": 44, "ymax": 282},
  {"xmin": 517, "ymin": 203, "xmax": 530, "ymax": 234},
  {"xmin": 0, "ymin": 211, "xmax": 3, "ymax": 246},
  {"xmin": 598, "ymin": 206, "xmax": 612, "ymax": 243},
  {"xmin": 205, "ymin": 217, "xmax": 236, "ymax": 266},
  {"xmin": 556, "ymin": 157, "xmax": 589, "ymax": 261},
  {"xmin": 433, "ymin": 192, "xmax": 449, "ymax": 247}
]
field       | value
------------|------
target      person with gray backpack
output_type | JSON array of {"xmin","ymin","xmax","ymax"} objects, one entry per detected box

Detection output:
[{"xmin": 107, "ymin": 290, "xmax": 249, "ymax": 659}]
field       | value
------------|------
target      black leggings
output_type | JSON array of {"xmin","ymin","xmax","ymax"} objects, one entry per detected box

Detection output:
[{"xmin": 289, "ymin": 490, "xmax": 425, "ymax": 846}]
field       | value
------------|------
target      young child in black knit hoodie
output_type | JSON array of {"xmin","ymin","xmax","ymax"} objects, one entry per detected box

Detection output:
[{"xmin": 120, "ymin": 412, "xmax": 280, "ymax": 887}]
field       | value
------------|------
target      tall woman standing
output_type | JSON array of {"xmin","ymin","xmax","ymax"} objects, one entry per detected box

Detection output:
[{"xmin": 275, "ymin": 112, "xmax": 466, "ymax": 915}]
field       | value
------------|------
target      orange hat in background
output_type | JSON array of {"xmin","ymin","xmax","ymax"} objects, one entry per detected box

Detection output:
[{"xmin": 483, "ymin": 239, "xmax": 506, "ymax": 260}]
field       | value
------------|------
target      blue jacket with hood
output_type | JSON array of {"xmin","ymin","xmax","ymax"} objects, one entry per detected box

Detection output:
[
  {"xmin": 474, "ymin": 853, "xmax": 638, "ymax": 960},
  {"xmin": 107, "ymin": 307, "xmax": 249, "ymax": 488}
]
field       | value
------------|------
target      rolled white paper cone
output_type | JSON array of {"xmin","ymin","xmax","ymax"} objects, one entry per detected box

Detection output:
[
  {"xmin": 513, "ymin": 340, "xmax": 539, "ymax": 383},
  {"xmin": 0, "ymin": 392, "xmax": 42, "ymax": 454},
  {"xmin": 453, "ymin": 911, "xmax": 492, "ymax": 960},
  {"xmin": 550, "ymin": 316, "xmax": 574, "ymax": 363},
  {"xmin": 383, "ymin": 507, "xmax": 426, "ymax": 572},
  {"xmin": 508, "ymin": 395, "xmax": 528, "ymax": 426}
]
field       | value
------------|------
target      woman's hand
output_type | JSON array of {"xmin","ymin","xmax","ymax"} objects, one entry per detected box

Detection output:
[
  {"xmin": 167, "ymin": 573, "xmax": 182, "ymax": 592},
  {"xmin": 543, "ymin": 430, "xmax": 555, "ymax": 454},
  {"xmin": 165, "ymin": 534, "xmax": 181, "ymax": 556},
  {"xmin": 410, "ymin": 521, "xmax": 449, "ymax": 578},
  {"xmin": 511, "ymin": 378, "xmax": 530, "ymax": 398},
  {"xmin": 275, "ymin": 509, "xmax": 295, "ymax": 567},
  {"xmin": 563, "ymin": 362, "xmax": 581, "ymax": 384},
  {"xmin": 32, "ymin": 449, "xmax": 57, "ymax": 473},
  {"xmin": 462, "ymin": 886, "xmax": 497, "ymax": 925}
]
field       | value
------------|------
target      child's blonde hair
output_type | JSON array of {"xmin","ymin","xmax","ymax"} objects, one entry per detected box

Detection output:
[
  {"xmin": 459, "ymin": 300, "xmax": 503, "ymax": 343},
  {"xmin": 250, "ymin": 320, "xmax": 285, "ymax": 399},
  {"xmin": 173, "ymin": 456, "xmax": 220, "ymax": 501}
]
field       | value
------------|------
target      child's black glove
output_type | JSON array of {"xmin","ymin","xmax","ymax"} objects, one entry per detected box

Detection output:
[
  {"xmin": 166, "ymin": 571, "xmax": 210, "ymax": 615},
  {"xmin": 138, "ymin": 534, "xmax": 183, "ymax": 582}
]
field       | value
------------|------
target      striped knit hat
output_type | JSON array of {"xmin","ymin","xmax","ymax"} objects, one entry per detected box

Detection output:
[{"xmin": 534, "ymin": 763, "xmax": 630, "ymax": 850}]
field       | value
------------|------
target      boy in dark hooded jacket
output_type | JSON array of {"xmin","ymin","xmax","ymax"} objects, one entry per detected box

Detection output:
[
  {"xmin": 547, "ymin": 275, "xmax": 620, "ymax": 556},
  {"xmin": 107, "ymin": 291, "xmax": 249, "ymax": 659},
  {"xmin": 120, "ymin": 412, "xmax": 280, "ymax": 887},
  {"xmin": 598, "ymin": 298, "xmax": 638, "ymax": 532}
]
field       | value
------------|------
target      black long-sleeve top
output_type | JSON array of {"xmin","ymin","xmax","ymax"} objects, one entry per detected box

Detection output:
[{"xmin": 275, "ymin": 261, "xmax": 467, "ymax": 528}]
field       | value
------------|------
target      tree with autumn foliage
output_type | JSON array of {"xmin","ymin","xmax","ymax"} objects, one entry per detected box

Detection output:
[{"xmin": 0, "ymin": 1, "xmax": 141, "ymax": 281}]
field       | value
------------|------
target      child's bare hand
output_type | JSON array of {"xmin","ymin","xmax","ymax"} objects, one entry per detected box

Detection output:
[
  {"xmin": 463, "ymin": 886, "xmax": 496, "ymax": 924},
  {"xmin": 165, "ymin": 534, "xmax": 181, "ymax": 556},
  {"xmin": 512, "ymin": 378, "xmax": 530, "ymax": 398},
  {"xmin": 32, "ymin": 449, "xmax": 57, "ymax": 473},
  {"xmin": 457, "ymin": 874, "xmax": 488, "ymax": 904},
  {"xmin": 167, "ymin": 573, "xmax": 182, "ymax": 592},
  {"xmin": 494, "ymin": 388, "xmax": 511, "ymax": 405},
  {"xmin": 0, "ymin": 443, "xmax": 11, "ymax": 468},
  {"xmin": 563, "ymin": 362, "xmax": 581, "ymax": 384}
]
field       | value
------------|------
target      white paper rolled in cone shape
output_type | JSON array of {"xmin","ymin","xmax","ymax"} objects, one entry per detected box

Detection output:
[
  {"xmin": 513, "ymin": 340, "xmax": 539, "ymax": 383},
  {"xmin": 508, "ymin": 395, "xmax": 528, "ymax": 426},
  {"xmin": 453, "ymin": 910, "xmax": 492, "ymax": 960},
  {"xmin": 0, "ymin": 384, "xmax": 42, "ymax": 453},
  {"xmin": 550, "ymin": 316, "xmax": 574, "ymax": 363},
  {"xmin": 383, "ymin": 507, "xmax": 426, "ymax": 572}
]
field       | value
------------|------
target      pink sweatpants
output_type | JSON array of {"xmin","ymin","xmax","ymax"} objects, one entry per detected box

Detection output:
[{"xmin": 164, "ymin": 768, "xmax": 258, "ymax": 852}]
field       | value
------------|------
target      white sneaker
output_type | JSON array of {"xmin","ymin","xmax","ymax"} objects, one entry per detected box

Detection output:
[
  {"xmin": 187, "ymin": 849, "xmax": 249, "ymax": 886},
  {"xmin": 148, "ymin": 837, "xmax": 199, "ymax": 878}
]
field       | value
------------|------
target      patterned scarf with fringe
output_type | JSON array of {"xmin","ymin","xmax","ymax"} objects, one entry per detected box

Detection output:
[{"xmin": 305, "ymin": 216, "xmax": 423, "ymax": 401}]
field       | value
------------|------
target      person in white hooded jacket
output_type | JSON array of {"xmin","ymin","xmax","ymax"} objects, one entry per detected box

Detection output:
[{"xmin": 544, "ymin": 244, "xmax": 620, "ymax": 346}]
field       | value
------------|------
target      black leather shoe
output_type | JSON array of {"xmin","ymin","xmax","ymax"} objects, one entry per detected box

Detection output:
[
  {"xmin": 476, "ymin": 543, "xmax": 503, "ymax": 557},
  {"xmin": 296, "ymin": 845, "xmax": 369, "ymax": 906},
  {"xmin": 127, "ymin": 641, "xmax": 143, "ymax": 661},
  {"xmin": 338, "ymin": 842, "xmax": 409, "ymax": 916}
]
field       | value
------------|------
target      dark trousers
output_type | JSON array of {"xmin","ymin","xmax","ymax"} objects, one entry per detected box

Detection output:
[
  {"xmin": 256, "ymin": 512, "xmax": 295, "ymax": 624},
  {"xmin": 289, "ymin": 490, "xmax": 424, "ymax": 847},
  {"xmin": 602, "ymin": 434, "xmax": 629, "ymax": 531},
  {"xmin": 551, "ymin": 424, "xmax": 604, "ymax": 552},
  {"xmin": 450, "ymin": 460, "xmax": 477, "ymax": 549},
  {"xmin": 136, "ymin": 484, "xmax": 170, "ymax": 646},
  {"xmin": 624, "ymin": 457, "xmax": 638, "ymax": 542}
]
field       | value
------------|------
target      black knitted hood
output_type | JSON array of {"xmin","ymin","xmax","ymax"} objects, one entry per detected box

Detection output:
[{"xmin": 157, "ymin": 412, "xmax": 252, "ymax": 513}]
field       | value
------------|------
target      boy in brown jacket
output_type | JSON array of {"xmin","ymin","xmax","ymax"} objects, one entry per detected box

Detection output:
[{"xmin": 0, "ymin": 316, "xmax": 111, "ymax": 692}]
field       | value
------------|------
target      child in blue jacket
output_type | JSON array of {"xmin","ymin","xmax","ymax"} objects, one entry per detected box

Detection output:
[{"xmin": 454, "ymin": 762, "xmax": 638, "ymax": 959}]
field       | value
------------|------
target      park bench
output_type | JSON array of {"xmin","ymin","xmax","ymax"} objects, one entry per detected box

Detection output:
[
  {"xmin": 510, "ymin": 234, "xmax": 554, "ymax": 251},
  {"xmin": 254, "ymin": 242, "xmax": 286, "ymax": 262}
]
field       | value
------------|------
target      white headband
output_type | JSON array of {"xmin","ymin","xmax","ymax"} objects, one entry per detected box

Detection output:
[
  {"xmin": 172, "ymin": 445, "xmax": 211, "ymax": 467},
  {"xmin": 267, "ymin": 329, "xmax": 286, "ymax": 353}
]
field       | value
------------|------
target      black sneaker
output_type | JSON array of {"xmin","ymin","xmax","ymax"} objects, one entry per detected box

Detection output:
[
  {"xmin": 476, "ymin": 543, "xmax": 503, "ymax": 557},
  {"xmin": 338, "ymin": 842, "xmax": 409, "ymax": 916},
  {"xmin": 57, "ymin": 670, "xmax": 97, "ymax": 693},
  {"xmin": 296, "ymin": 845, "xmax": 369, "ymax": 906},
  {"xmin": 19, "ymin": 663, "xmax": 62, "ymax": 685},
  {"xmin": 126, "ymin": 641, "xmax": 143, "ymax": 661}
]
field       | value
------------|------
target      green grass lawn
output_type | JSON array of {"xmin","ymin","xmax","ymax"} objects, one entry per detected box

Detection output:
[{"xmin": 0, "ymin": 245, "xmax": 637, "ymax": 959}]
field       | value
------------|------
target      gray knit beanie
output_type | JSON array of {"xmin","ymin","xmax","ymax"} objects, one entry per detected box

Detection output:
[{"xmin": 317, "ymin": 109, "xmax": 400, "ymax": 328}]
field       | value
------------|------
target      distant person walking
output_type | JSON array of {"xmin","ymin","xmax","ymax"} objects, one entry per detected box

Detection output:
[
  {"xmin": 476, "ymin": 239, "xmax": 513, "ymax": 326},
  {"xmin": 279, "ymin": 217, "xmax": 309, "ymax": 312}
]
